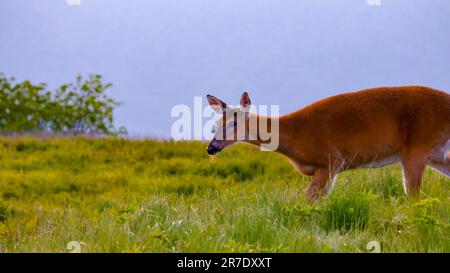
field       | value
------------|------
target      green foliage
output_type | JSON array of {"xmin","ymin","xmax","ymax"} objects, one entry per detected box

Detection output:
[
  {"xmin": 0, "ymin": 74, "xmax": 49, "ymax": 131},
  {"xmin": 0, "ymin": 73, "xmax": 125, "ymax": 136},
  {"xmin": 320, "ymin": 192, "xmax": 376, "ymax": 231},
  {"xmin": 277, "ymin": 192, "xmax": 375, "ymax": 232},
  {"xmin": 0, "ymin": 137, "xmax": 448, "ymax": 252}
]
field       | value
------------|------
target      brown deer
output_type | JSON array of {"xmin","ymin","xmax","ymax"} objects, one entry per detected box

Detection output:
[{"xmin": 206, "ymin": 86, "xmax": 450, "ymax": 201}]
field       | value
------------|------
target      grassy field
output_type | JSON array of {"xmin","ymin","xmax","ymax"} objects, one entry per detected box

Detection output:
[{"xmin": 0, "ymin": 136, "xmax": 448, "ymax": 253}]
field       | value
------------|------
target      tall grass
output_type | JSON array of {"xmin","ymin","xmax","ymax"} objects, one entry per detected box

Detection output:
[{"xmin": 0, "ymin": 136, "xmax": 448, "ymax": 252}]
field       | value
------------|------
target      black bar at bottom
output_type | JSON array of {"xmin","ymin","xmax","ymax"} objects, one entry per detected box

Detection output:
[{"xmin": 0, "ymin": 253, "xmax": 445, "ymax": 272}]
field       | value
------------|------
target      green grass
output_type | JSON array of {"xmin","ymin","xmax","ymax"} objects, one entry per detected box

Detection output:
[{"xmin": 0, "ymin": 136, "xmax": 448, "ymax": 253}]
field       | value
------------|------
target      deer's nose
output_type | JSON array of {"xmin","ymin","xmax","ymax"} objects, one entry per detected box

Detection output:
[
  {"xmin": 207, "ymin": 141, "xmax": 221, "ymax": 155},
  {"xmin": 207, "ymin": 145, "xmax": 218, "ymax": 155}
]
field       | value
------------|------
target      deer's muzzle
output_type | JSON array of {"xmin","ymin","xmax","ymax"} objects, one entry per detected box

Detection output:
[{"xmin": 207, "ymin": 139, "xmax": 222, "ymax": 155}]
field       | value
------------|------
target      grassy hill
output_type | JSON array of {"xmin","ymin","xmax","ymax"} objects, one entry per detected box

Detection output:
[{"xmin": 0, "ymin": 136, "xmax": 448, "ymax": 252}]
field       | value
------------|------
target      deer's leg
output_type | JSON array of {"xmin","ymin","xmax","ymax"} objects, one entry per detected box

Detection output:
[
  {"xmin": 306, "ymin": 168, "xmax": 335, "ymax": 201},
  {"xmin": 400, "ymin": 151, "xmax": 427, "ymax": 197}
]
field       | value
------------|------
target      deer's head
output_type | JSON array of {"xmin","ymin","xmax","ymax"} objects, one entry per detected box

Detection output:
[{"xmin": 206, "ymin": 92, "xmax": 251, "ymax": 155}]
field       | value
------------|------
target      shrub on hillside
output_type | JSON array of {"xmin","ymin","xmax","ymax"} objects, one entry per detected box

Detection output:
[{"xmin": 0, "ymin": 73, "xmax": 126, "ymax": 136}]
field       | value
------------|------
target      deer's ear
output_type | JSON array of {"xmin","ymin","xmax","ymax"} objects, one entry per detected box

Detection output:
[
  {"xmin": 207, "ymin": 94, "xmax": 227, "ymax": 114},
  {"xmin": 240, "ymin": 91, "xmax": 251, "ymax": 111}
]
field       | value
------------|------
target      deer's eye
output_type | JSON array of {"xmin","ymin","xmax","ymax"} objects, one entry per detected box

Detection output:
[{"xmin": 228, "ymin": 121, "xmax": 237, "ymax": 128}]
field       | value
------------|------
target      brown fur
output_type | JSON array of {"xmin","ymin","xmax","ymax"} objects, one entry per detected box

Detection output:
[
  {"xmin": 208, "ymin": 86, "xmax": 450, "ymax": 200},
  {"xmin": 274, "ymin": 86, "xmax": 450, "ymax": 200}
]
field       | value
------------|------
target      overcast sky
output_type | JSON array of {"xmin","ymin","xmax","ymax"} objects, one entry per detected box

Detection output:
[{"xmin": 1, "ymin": 0, "xmax": 449, "ymax": 137}]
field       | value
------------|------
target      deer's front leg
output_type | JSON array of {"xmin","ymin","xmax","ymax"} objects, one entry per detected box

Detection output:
[{"xmin": 305, "ymin": 168, "xmax": 335, "ymax": 201}]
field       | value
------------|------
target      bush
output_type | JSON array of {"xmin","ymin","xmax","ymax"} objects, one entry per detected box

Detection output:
[{"xmin": 0, "ymin": 73, "xmax": 126, "ymax": 136}]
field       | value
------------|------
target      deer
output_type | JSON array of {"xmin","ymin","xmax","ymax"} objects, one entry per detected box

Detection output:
[{"xmin": 206, "ymin": 86, "xmax": 450, "ymax": 201}]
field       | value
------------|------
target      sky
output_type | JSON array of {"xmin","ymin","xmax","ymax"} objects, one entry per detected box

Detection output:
[{"xmin": 1, "ymin": 0, "xmax": 449, "ymax": 138}]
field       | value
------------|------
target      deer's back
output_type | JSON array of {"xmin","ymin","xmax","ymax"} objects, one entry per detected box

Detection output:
[{"xmin": 286, "ymin": 86, "xmax": 450, "ymax": 165}]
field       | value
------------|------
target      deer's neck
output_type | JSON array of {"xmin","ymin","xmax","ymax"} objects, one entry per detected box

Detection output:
[{"xmin": 244, "ymin": 113, "xmax": 294, "ymax": 157}]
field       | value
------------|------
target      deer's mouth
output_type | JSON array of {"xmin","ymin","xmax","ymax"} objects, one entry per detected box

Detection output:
[
  {"xmin": 207, "ymin": 146, "xmax": 220, "ymax": 155},
  {"xmin": 207, "ymin": 140, "xmax": 222, "ymax": 155}
]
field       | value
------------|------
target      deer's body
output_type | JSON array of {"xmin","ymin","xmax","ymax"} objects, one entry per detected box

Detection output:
[
  {"xmin": 273, "ymin": 86, "xmax": 450, "ymax": 198},
  {"xmin": 207, "ymin": 86, "xmax": 450, "ymax": 200}
]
